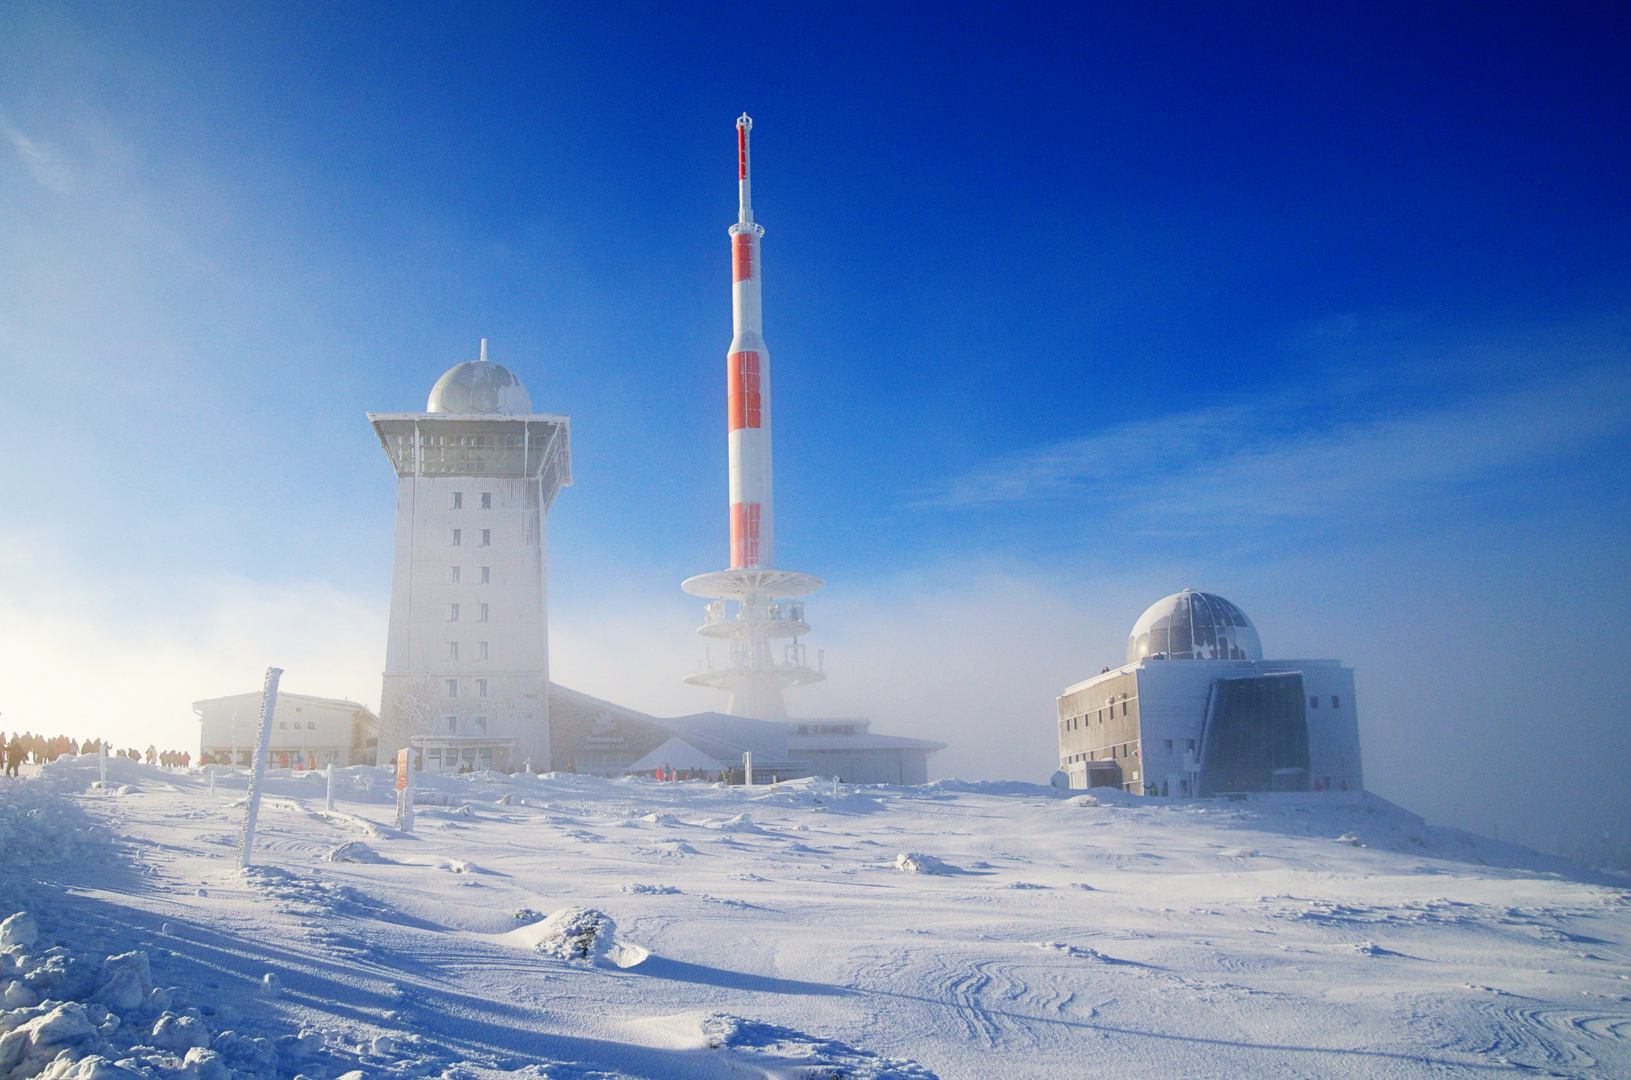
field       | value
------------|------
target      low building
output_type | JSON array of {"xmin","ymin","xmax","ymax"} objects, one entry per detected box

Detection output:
[
  {"xmin": 194, "ymin": 691, "xmax": 380, "ymax": 769},
  {"xmin": 548, "ymin": 683, "xmax": 945, "ymax": 784},
  {"xmin": 1057, "ymin": 590, "xmax": 1363, "ymax": 796},
  {"xmin": 787, "ymin": 719, "xmax": 944, "ymax": 785}
]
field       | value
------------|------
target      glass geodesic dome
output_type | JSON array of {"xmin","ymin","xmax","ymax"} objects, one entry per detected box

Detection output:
[{"xmin": 1127, "ymin": 590, "xmax": 1263, "ymax": 664}]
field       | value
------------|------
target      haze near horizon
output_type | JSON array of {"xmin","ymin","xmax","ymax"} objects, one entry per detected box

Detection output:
[{"xmin": 0, "ymin": 1, "xmax": 1627, "ymax": 858}]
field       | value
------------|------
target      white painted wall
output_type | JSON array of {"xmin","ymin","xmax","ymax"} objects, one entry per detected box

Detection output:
[
  {"xmin": 379, "ymin": 472, "xmax": 551, "ymax": 766},
  {"xmin": 195, "ymin": 691, "xmax": 372, "ymax": 766},
  {"xmin": 1063, "ymin": 658, "xmax": 1365, "ymax": 795}
]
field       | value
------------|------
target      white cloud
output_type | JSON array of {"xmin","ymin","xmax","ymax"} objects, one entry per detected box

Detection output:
[
  {"xmin": 0, "ymin": 113, "xmax": 70, "ymax": 193},
  {"xmin": 915, "ymin": 363, "xmax": 1631, "ymax": 532}
]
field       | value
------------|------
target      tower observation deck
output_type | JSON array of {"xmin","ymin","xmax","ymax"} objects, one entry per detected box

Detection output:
[{"xmin": 682, "ymin": 115, "xmax": 824, "ymax": 721}]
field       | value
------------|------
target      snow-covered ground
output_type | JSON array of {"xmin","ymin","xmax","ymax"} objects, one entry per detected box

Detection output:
[{"xmin": 3, "ymin": 756, "xmax": 1627, "ymax": 1079}]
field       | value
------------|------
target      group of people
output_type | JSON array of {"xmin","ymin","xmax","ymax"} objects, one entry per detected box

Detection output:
[{"xmin": 1, "ymin": 732, "xmax": 193, "ymax": 777}]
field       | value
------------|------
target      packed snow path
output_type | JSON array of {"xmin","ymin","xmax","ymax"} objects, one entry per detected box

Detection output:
[{"xmin": 4, "ymin": 757, "xmax": 1628, "ymax": 1079}]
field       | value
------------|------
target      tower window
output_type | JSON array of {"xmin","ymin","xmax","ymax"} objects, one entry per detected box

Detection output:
[
  {"xmin": 445, "ymin": 679, "xmax": 458, "ymax": 698},
  {"xmin": 1164, "ymin": 739, "xmax": 1172, "ymax": 750},
  {"xmin": 480, "ymin": 492, "xmax": 491, "ymax": 510},
  {"xmin": 446, "ymin": 642, "xmax": 458, "ymax": 660},
  {"xmin": 480, "ymin": 566, "xmax": 490, "ymax": 584},
  {"xmin": 448, "ymin": 603, "xmax": 460, "ymax": 622},
  {"xmin": 476, "ymin": 678, "xmax": 488, "ymax": 698},
  {"xmin": 478, "ymin": 641, "xmax": 489, "ymax": 660},
  {"xmin": 450, "ymin": 492, "xmax": 463, "ymax": 510},
  {"xmin": 446, "ymin": 716, "xmax": 457, "ymax": 733},
  {"xmin": 450, "ymin": 529, "xmax": 462, "ymax": 546},
  {"xmin": 1310, "ymin": 696, "xmax": 1319, "ymax": 708},
  {"xmin": 1332, "ymin": 695, "xmax": 1341, "ymax": 709},
  {"xmin": 450, "ymin": 566, "xmax": 461, "ymax": 584},
  {"xmin": 478, "ymin": 603, "xmax": 490, "ymax": 623},
  {"xmin": 480, "ymin": 529, "xmax": 491, "ymax": 547}
]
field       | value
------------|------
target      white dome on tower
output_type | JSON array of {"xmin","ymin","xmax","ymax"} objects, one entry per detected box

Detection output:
[
  {"xmin": 1127, "ymin": 589, "xmax": 1262, "ymax": 665},
  {"xmin": 427, "ymin": 342, "xmax": 532, "ymax": 415}
]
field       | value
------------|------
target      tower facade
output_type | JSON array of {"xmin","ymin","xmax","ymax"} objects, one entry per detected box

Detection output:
[
  {"xmin": 682, "ymin": 115, "xmax": 824, "ymax": 720},
  {"xmin": 369, "ymin": 343, "xmax": 571, "ymax": 768}
]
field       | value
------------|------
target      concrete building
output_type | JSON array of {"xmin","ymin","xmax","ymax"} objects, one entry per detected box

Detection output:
[
  {"xmin": 548, "ymin": 683, "xmax": 944, "ymax": 784},
  {"xmin": 369, "ymin": 341, "xmax": 571, "ymax": 771},
  {"xmin": 194, "ymin": 691, "xmax": 379, "ymax": 768},
  {"xmin": 1057, "ymin": 590, "xmax": 1363, "ymax": 796}
]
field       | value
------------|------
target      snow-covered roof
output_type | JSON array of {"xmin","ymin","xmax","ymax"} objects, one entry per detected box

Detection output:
[
  {"xmin": 627, "ymin": 737, "xmax": 727, "ymax": 774},
  {"xmin": 788, "ymin": 733, "xmax": 947, "ymax": 752}
]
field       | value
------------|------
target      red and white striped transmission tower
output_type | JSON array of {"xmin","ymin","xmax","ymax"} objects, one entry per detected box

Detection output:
[{"xmin": 682, "ymin": 114, "xmax": 824, "ymax": 720}]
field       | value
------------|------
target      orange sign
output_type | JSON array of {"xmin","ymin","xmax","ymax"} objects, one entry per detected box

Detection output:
[{"xmin": 396, "ymin": 748, "xmax": 410, "ymax": 790}]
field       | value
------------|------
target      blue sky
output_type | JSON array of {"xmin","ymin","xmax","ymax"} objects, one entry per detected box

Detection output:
[{"xmin": 1, "ymin": 1, "xmax": 1627, "ymax": 850}]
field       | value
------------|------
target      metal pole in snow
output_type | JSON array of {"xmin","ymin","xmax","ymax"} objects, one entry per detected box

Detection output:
[
  {"xmin": 99, "ymin": 742, "xmax": 106, "ymax": 784},
  {"xmin": 742, "ymin": 751, "xmax": 753, "ymax": 787},
  {"xmin": 237, "ymin": 667, "xmax": 283, "ymax": 869},
  {"xmin": 325, "ymin": 761, "xmax": 336, "ymax": 812}
]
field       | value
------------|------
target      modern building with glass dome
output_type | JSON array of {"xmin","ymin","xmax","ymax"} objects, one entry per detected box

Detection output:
[
  {"xmin": 368, "ymin": 342, "xmax": 572, "ymax": 772},
  {"xmin": 1056, "ymin": 590, "xmax": 1363, "ymax": 796}
]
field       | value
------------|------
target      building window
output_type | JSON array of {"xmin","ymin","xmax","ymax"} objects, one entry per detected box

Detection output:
[
  {"xmin": 478, "ymin": 603, "xmax": 489, "ymax": 623},
  {"xmin": 450, "ymin": 492, "xmax": 463, "ymax": 510},
  {"xmin": 480, "ymin": 566, "xmax": 490, "ymax": 584},
  {"xmin": 450, "ymin": 566, "xmax": 461, "ymax": 584},
  {"xmin": 472, "ymin": 717, "xmax": 488, "ymax": 734},
  {"xmin": 480, "ymin": 492, "xmax": 491, "ymax": 510},
  {"xmin": 450, "ymin": 528, "xmax": 462, "ymax": 546},
  {"xmin": 478, "ymin": 641, "xmax": 489, "ymax": 660},
  {"xmin": 476, "ymin": 678, "xmax": 488, "ymax": 697},
  {"xmin": 307, "ymin": 721, "xmax": 316, "ymax": 729},
  {"xmin": 1332, "ymin": 695, "xmax": 1341, "ymax": 709},
  {"xmin": 446, "ymin": 679, "xmax": 458, "ymax": 698},
  {"xmin": 1164, "ymin": 739, "xmax": 1172, "ymax": 750},
  {"xmin": 446, "ymin": 641, "xmax": 458, "ymax": 660},
  {"xmin": 1310, "ymin": 696, "xmax": 1319, "ymax": 709},
  {"xmin": 1122, "ymin": 701, "xmax": 1128, "ymax": 716},
  {"xmin": 446, "ymin": 716, "xmax": 457, "ymax": 733},
  {"xmin": 1187, "ymin": 739, "xmax": 1195, "ymax": 750},
  {"xmin": 480, "ymin": 528, "xmax": 491, "ymax": 547},
  {"xmin": 278, "ymin": 721, "xmax": 287, "ymax": 729},
  {"xmin": 449, "ymin": 603, "xmax": 460, "ymax": 622}
]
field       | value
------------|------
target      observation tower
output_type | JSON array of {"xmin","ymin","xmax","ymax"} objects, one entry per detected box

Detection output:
[{"xmin": 682, "ymin": 114, "xmax": 824, "ymax": 720}]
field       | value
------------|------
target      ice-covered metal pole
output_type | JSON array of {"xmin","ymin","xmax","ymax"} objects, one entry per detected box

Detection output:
[
  {"xmin": 728, "ymin": 114, "xmax": 773, "ymax": 570},
  {"xmin": 236, "ymin": 666, "xmax": 282, "ymax": 869}
]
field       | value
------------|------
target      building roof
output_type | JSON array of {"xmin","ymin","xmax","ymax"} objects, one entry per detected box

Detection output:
[
  {"xmin": 192, "ymin": 691, "xmax": 374, "ymax": 715},
  {"xmin": 789, "ymin": 733, "xmax": 948, "ymax": 752},
  {"xmin": 627, "ymin": 737, "xmax": 727, "ymax": 774},
  {"xmin": 1127, "ymin": 589, "xmax": 1263, "ymax": 665},
  {"xmin": 427, "ymin": 359, "xmax": 533, "ymax": 414}
]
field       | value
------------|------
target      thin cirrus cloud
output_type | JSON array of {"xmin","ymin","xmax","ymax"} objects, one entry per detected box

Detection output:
[{"xmin": 912, "ymin": 361, "xmax": 1631, "ymax": 535}]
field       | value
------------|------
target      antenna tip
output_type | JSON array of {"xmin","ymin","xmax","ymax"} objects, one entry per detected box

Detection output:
[{"xmin": 737, "ymin": 113, "xmax": 752, "ymax": 130}]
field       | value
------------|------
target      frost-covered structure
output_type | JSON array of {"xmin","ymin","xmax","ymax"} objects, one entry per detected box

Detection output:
[
  {"xmin": 1057, "ymin": 590, "xmax": 1363, "ymax": 796},
  {"xmin": 369, "ymin": 341, "xmax": 571, "ymax": 771}
]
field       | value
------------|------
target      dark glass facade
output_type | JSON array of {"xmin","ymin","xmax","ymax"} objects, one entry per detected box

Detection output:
[{"xmin": 1196, "ymin": 673, "xmax": 1311, "ymax": 795}]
